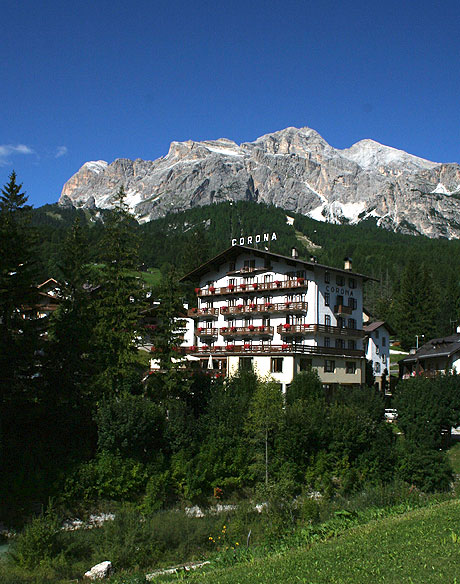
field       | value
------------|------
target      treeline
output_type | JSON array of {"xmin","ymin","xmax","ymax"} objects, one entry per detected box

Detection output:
[{"xmin": 31, "ymin": 198, "xmax": 460, "ymax": 349}]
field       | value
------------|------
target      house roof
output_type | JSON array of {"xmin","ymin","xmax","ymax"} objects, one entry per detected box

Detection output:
[
  {"xmin": 363, "ymin": 321, "xmax": 396, "ymax": 335},
  {"xmin": 400, "ymin": 334, "xmax": 460, "ymax": 363},
  {"xmin": 180, "ymin": 245, "xmax": 377, "ymax": 282}
]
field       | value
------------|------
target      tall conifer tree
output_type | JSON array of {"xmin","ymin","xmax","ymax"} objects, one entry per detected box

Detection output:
[{"xmin": 92, "ymin": 186, "xmax": 147, "ymax": 395}]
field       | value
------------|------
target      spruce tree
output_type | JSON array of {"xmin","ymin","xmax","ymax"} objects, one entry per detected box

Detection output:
[
  {"xmin": 92, "ymin": 186, "xmax": 147, "ymax": 395},
  {"xmin": 0, "ymin": 171, "xmax": 39, "ymax": 398}
]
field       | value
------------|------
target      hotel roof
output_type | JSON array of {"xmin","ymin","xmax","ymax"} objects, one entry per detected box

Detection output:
[{"xmin": 180, "ymin": 245, "xmax": 377, "ymax": 282}]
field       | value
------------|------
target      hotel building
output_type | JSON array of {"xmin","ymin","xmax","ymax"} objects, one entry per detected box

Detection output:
[{"xmin": 176, "ymin": 245, "xmax": 373, "ymax": 391}]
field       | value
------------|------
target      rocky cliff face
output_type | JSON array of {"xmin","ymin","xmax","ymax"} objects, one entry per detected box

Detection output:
[{"xmin": 59, "ymin": 127, "xmax": 460, "ymax": 238}]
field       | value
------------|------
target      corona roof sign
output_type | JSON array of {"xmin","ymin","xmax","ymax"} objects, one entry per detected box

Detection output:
[{"xmin": 231, "ymin": 232, "xmax": 277, "ymax": 246}]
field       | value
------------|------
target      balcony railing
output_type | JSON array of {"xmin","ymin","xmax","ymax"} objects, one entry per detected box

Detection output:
[
  {"xmin": 220, "ymin": 325, "xmax": 274, "ymax": 337},
  {"xmin": 187, "ymin": 307, "xmax": 219, "ymax": 318},
  {"xmin": 181, "ymin": 344, "xmax": 364, "ymax": 357},
  {"xmin": 221, "ymin": 301, "xmax": 307, "ymax": 316},
  {"xmin": 334, "ymin": 304, "xmax": 353, "ymax": 315},
  {"xmin": 196, "ymin": 328, "xmax": 218, "ymax": 337},
  {"xmin": 314, "ymin": 324, "xmax": 365, "ymax": 338},
  {"xmin": 277, "ymin": 323, "xmax": 315, "ymax": 335},
  {"xmin": 197, "ymin": 279, "xmax": 307, "ymax": 297}
]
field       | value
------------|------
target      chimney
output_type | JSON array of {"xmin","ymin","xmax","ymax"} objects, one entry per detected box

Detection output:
[
  {"xmin": 344, "ymin": 257, "xmax": 352, "ymax": 271},
  {"xmin": 291, "ymin": 247, "xmax": 299, "ymax": 259}
]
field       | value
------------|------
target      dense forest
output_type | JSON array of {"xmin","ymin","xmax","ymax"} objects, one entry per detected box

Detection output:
[{"xmin": 32, "ymin": 198, "xmax": 460, "ymax": 349}]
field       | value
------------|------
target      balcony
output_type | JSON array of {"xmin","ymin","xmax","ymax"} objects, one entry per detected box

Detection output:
[
  {"xmin": 181, "ymin": 344, "xmax": 364, "ymax": 357},
  {"xmin": 221, "ymin": 301, "xmax": 308, "ymax": 316},
  {"xmin": 227, "ymin": 265, "xmax": 270, "ymax": 275},
  {"xmin": 196, "ymin": 279, "xmax": 308, "ymax": 297},
  {"xmin": 334, "ymin": 304, "xmax": 353, "ymax": 315},
  {"xmin": 277, "ymin": 323, "xmax": 315, "ymax": 335},
  {"xmin": 187, "ymin": 307, "xmax": 219, "ymax": 318},
  {"xmin": 220, "ymin": 325, "xmax": 274, "ymax": 337},
  {"xmin": 315, "ymin": 324, "xmax": 365, "ymax": 338},
  {"xmin": 196, "ymin": 327, "xmax": 218, "ymax": 338}
]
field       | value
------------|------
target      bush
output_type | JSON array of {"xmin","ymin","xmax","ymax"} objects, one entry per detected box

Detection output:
[
  {"xmin": 63, "ymin": 452, "xmax": 149, "ymax": 504},
  {"xmin": 11, "ymin": 508, "xmax": 61, "ymax": 570},
  {"xmin": 396, "ymin": 441, "xmax": 453, "ymax": 492}
]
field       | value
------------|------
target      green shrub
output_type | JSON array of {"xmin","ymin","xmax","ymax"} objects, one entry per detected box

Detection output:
[
  {"xmin": 63, "ymin": 452, "xmax": 149, "ymax": 504},
  {"xmin": 11, "ymin": 509, "xmax": 61, "ymax": 570}
]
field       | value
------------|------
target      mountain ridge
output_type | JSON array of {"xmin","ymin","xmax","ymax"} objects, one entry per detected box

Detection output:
[{"xmin": 59, "ymin": 126, "xmax": 460, "ymax": 238}]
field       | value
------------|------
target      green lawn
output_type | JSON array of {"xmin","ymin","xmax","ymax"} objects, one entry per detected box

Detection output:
[{"xmin": 176, "ymin": 500, "xmax": 460, "ymax": 584}]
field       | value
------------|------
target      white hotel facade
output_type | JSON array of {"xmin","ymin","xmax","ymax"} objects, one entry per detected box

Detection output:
[{"xmin": 175, "ymin": 244, "xmax": 372, "ymax": 390}]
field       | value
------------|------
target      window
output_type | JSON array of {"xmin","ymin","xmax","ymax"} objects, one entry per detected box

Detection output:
[
  {"xmin": 348, "ymin": 318, "xmax": 356, "ymax": 330},
  {"xmin": 239, "ymin": 357, "xmax": 253, "ymax": 371},
  {"xmin": 244, "ymin": 259, "xmax": 255, "ymax": 269},
  {"xmin": 349, "ymin": 278, "xmax": 356, "ymax": 289},
  {"xmin": 348, "ymin": 297, "xmax": 357, "ymax": 310},
  {"xmin": 336, "ymin": 295, "xmax": 344, "ymax": 306},
  {"xmin": 336, "ymin": 275, "xmax": 345, "ymax": 286},
  {"xmin": 382, "ymin": 336, "xmax": 386, "ymax": 346},
  {"xmin": 335, "ymin": 338, "xmax": 345, "ymax": 349},
  {"xmin": 271, "ymin": 357, "xmax": 284, "ymax": 373},
  {"xmin": 375, "ymin": 362, "xmax": 381, "ymax": 373},
  {"xmin": 228, "ymin": 298, "xmax": 236, "ymax": 307},
  {"xmin": 325, "ymin": 292, "xmax": 330, "ymax": 306},
  {"xmin": 264, "ymin": 274, "xmax": 273, "ymax": 283},
  {"xmin": 263, "ymin": 316, "xmax": 271, "ymax": 327},
  {"xmin": 346, "ymin": 361, "xmax": 356, "ymax": 374},
  {"xmin": 206, "ymin": 321, "xmax": 213, "ymax": 329},
  {"xmin": 229, "ymin": 262, "xmax": 236, "ymax": 272},
  {"xmin": 324, "ymin": 315, "xmax": 331, "ymax": 326},
  {"xmin": 375, "ymin": 330, "xmax": 379, "ymax": 338},
  {"xmin": 299, "ymin": 358, "xmax": 312, "ymax": 371},
  {"xmin": 325, "ymin": 271, "xmax": 330, "ymax": 283},
  {"xmin": 348, "ymin": 339, "xmax": 356, "ymax": 350},
  {"xmin": 324, "ymin": 337, "xmax": 330, "ymax": 347},
  {"xmin": 324, "ymin": 360, "xmax": 335, "ymax": 373},
  {"xmin": 229, "ymin": 278, "xmax": 236, "ymax": 287}
]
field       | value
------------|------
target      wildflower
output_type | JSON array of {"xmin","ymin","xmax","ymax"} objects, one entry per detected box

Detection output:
[{"xmin": 236, "ymin": 542, "xmax": 239, "ymax": 546}]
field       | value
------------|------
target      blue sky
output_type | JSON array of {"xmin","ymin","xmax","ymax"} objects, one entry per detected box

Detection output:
[{"xmin": 1, "ymin": 0, "xmax": 459, "ymax": 208}]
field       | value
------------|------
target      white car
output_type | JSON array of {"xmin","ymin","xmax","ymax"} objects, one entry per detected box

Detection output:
[{"xmin": 384, "ymin": 408, "xmax": 398, "ymax": 422}]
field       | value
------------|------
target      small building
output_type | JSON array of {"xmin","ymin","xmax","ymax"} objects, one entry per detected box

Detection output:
[
  {"xmin": 363, "ymin": 321, "xmax": 393, "ymax": 391},
  {"xmin": 173, "ymin": 245, "xmax": 375, "ymax": 391},
  {"xmin": 399, "ymin": 333, "xmax": 460, "ymax": 379}
]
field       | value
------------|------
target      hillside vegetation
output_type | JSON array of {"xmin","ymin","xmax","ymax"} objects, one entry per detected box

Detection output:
[{"xmin": 169, "ymin": 499, "xmax": 460, "ymax": 584}]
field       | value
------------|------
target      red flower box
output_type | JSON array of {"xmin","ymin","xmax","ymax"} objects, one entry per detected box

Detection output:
[
  {"xmin": 209, "ymin": 286, "xmax": 216, "ymax": 293},
  {"xmin": 259, "ymin": 326, "xmax": 265, "ymax": 331},
  {"xmin": 191, "ymin": 307, "xmax": 197, "ymax": 313},
  {"xmin": 252, "ymin": 283, "xmax": 258, "ymax": 289},
  {"xmin": 282, "ymin": 343, "xmax": 290, "ymax": 350},
  {"xmin": 297, "ymin": 277, "xmax": 305, "ymax": 284},
  {"xmin": 286, "ymin": 301, "xmax": 291, "ymax": 307},
  {"xmin": 237, "ymin": 304, "xmax": 243, "ymax": 309},
  {"xmin": 275, "ymin": 280, "xmax": 281, "ymax": 287},
  {"xmin": 248, "ymin": 325, "xmax": 255, "ymax": 331},
  {"xmin": 221, "ymin": 306, "xmax": 228, "ymax": 312},
  {"xmin": 244, "ymin": 343, "xmax": 251, "ymax": 349},
  {"xmin": 228, "ymin": 284, "xmax": 235, "ymax": 291},
  {"xmin": 283, "ymin": 323, "xmax": 291, "ymax": 329},
  {"xmin": 221, "ymin": 327, "xmax": 227, "ymax": 332},
  {"xmin": 231, "ymin": 327, "xmax": 237, "ymax": 332},
  {"xmin": 265, "ymin": 302, "xmax": 273, "ymax": 308},
  {"xmin": 197, "ymin": 327, "xmax": 203, "ymax": 333},
  {"xmin": 190, "ymin": 345, "xmax": 197, "ymax": 351},
  {"xmin": 249, "ymin": 303, "xmax": 256, "ymax": 309},
  {"xmin": 240, "ymin": 283, "xmax": 246, "ymax": 290},
  {"xmin": 194, "ymin": 288, "xmax": 201, "ymax": 294},
  {"xmin": 226, "ymin": 344, "xmax": 234, "ymax": 350}
]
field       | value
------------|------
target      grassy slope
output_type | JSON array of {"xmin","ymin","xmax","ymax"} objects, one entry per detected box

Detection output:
[{"xmin": 179, "ymin": 500, "xmax": 460, "ymax": 584}]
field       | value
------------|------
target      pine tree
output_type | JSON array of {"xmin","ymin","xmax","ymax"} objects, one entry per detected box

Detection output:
[
  {"xmin": 148, "ymin": 267, "xmax": 190, "ymax": 401},
  {"xmin": 44, "ymin": 218, "xmax": 94, "ymax": 405},
  {"xmin": 91, "ymin": 186, "xmax": 147, "ymax": 395},
  {"xmin": 0, "ymin": 171, "xmax": 39, "ymax": 399}
]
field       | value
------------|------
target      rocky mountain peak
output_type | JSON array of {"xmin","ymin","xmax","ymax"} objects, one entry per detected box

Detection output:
[{"xmin": 58, "ymin": 126, "xmax": 460, "ymax": 239}]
